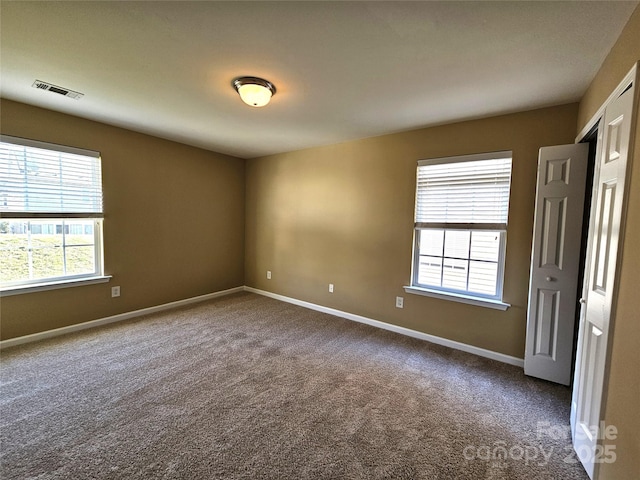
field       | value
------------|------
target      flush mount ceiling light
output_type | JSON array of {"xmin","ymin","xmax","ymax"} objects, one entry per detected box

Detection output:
[{"xmin": 232, "ymin": 76, "xmax": 276, "ymax": 107}]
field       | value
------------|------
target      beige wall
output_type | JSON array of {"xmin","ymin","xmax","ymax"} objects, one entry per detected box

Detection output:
[
  {"xmin": 245, "ymin": 104, "xmax": 579, "ymax": 359},
  {"xmin": 0, "ymin": 99, "xmax": 246, "ymax": 340},
  {"xmin": 577, "ymin": 5, "xmax": 640, "ymax": 480}
]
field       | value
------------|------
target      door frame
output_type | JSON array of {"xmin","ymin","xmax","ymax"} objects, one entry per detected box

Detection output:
[{"xmin": 573, "ymin": 62, "xmax": 638, "ymax": 479}]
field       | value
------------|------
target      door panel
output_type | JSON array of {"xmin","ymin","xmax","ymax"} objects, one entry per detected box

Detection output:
[
  {"xmin": 525, "ymin": 143, "xmax": 589, "ymax": 385},
  {"xmin": 533, "ymin": 289, "xmax": 559, "ymax": 357},
  {"xmin": 540, "ymin": 197, "xmax": 567, "ymax": 269},
  {"xmin": 571, "ymin": 84, "xmax": 634, "ymax": 480},
  {"xmin": 593, "ymin": 181, "xmax": 616, "ymax": 294}
]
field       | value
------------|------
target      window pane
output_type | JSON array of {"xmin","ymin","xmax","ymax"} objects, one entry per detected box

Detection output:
[
  {"xmin": 418, "ymin": 255, "xmax": 442, "ymax": 287},
  {"xmin": 31, "ymin": 225, "xmax": 63, "ymax": 249},
  {"xmin": 412, "ymin": 227, "xmax": 504, "ymax": 299},
  {"xmin": 66, "ymin": 245, "xmax": 96, "ymax": 275},
  {"xmin": 30, "ymin": 220, "xmax": 60, "ymax": 243},
  {"xmin": 0, "ymin": 233, "xmax": 29, "ymax": 283},
  {"xmin": 470, "ymin": 231, "xmax": 500, "ymax": 262},
  {"xmin": 32, "ymin": 245, "xmax": 64, "ymax": 280},
  {"xmin": 444, "ymin": 230, "xmax": 470, "ymax": 259},
  {"xmin": 442, "ymin": 258, "xmax": 468, "ymax": 290},
  {"xmin": 65, "ymin": 220, "xmax": 95, "ymax": 246},
  {"xmin": 468, "ymin": 261, "xmax": 498, "ymax": 295},
  {"xmin": 419, "ymin": 229, "xmax": 444, "ymax": 256}
]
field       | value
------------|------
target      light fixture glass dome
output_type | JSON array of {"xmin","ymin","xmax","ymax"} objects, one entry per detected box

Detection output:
[{"xmin": 233, "ymin": 77, "xmax": 276, "ymax": 107}]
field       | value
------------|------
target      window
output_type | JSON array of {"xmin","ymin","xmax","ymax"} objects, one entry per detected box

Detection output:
[
  {"xmin": 0, "ymin": 135, "xmax": 106, "ymax": 293},
  {"xmin": 407, "ymin": 151, "xmax": 512, "ymax": 308}
]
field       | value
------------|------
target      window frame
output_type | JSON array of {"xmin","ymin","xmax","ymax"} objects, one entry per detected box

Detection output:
[
  {"xmin": 0, "ymin": 135, "xmax": 109, "ymax": 295},
  {"xmin": 405, "ymin": 151, "xmax": 512, "ymax": 310}
]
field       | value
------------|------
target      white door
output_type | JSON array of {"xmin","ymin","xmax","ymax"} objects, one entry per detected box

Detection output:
[
  {"xmin": 525, "ymin": 143, "xmax": 589, "ymax": 385},
  {"xmin": 571, "ymin": 84, "xmax": 634, "ymax": 479}
]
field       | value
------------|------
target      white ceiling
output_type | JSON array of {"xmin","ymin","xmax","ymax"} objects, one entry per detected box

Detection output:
[{"xmin": 1, "ymin": 1, "xmax": 637, "ymax": 159}]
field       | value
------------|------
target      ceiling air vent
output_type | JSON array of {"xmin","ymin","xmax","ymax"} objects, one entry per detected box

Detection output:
[{"xmin": 32, "ymin": 80, "xmax": 84, "ymax": 100}]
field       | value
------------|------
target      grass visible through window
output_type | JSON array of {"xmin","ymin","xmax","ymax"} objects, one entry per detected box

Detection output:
[{"xmin": 0, "ymin": 235, "xmax": 95, "ymax": 284}]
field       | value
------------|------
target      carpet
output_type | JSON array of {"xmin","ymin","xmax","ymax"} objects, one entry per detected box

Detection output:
[{"xmin": 0, "ymin": 292, "xmax": 588, "ymax": 479}]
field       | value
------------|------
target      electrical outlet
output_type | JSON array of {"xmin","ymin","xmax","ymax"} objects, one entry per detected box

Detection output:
[
  {"xmin": 267, "ymin": 270, "xmax": 272, "ymax": 280},
  {"xmin": 396, "ymin": 296, "xmax": 404, "ymax": 308},
  {"xmin": 111, "ymin": 286, "xmax": 121, "ymax": 298},
  {"xmin": 329, "ymin": 283, "xmax": 334, "ymax": 293}
]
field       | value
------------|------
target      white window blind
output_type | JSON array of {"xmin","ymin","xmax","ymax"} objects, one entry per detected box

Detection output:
[
  {"xmin": 0, "ymin": 135, "xmax": 102, "ymax": 217},
  {"xmin": 416, "ymin": 153, "xmax": 512, "ymax": 228}
]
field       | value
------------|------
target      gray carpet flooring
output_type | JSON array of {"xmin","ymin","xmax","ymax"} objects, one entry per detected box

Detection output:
[{"xmin": 1, "ymin": 292, "xmax": 588, "ymax": 479}]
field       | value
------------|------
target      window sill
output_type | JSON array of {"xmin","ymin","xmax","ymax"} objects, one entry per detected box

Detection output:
[
  {"xmin": 403, "ymin": 286, "xmax": 510, "ymax": 311},
  {"xmin": 0, "ymin": 276, "xmax": 112, "ymax": 297}
]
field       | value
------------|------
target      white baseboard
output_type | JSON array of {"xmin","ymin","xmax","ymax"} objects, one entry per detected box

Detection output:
[
  {"xmin": 2, "ymin": 285, "xmax": 525, "ymax": 368},
  {"xmin": 244, "ymin": 286, "xmax": 525, "ymax": 368},
  {"xmin": 0, "ymin": 286, "xmax": 244, "ymax": 349}
]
